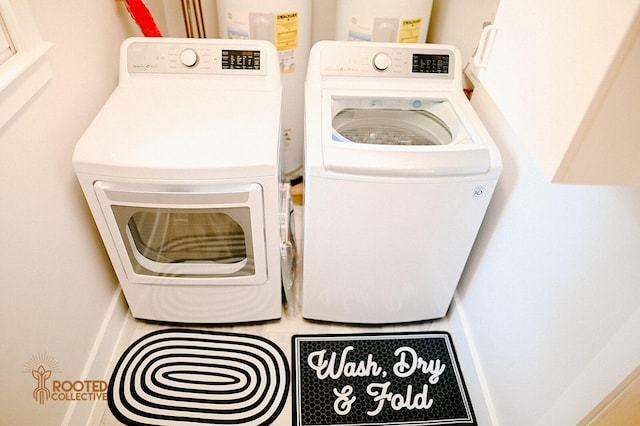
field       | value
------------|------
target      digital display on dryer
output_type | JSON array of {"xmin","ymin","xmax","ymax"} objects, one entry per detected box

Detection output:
[
  {"xmin": 412, "ymin": 54, "xmax": 449, "ymax": 74},
  {"xmin": 222, "ymin": 50, "xmax": 261, "ymax": 70}
]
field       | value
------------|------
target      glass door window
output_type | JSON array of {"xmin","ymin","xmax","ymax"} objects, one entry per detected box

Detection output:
[
  {"xmin": 112, "ymin": 206, "xmax": 255, "ymax": 277},
  {"xmin": 93, "ymin": 181, "xmax": 267, "ymax": 285}
]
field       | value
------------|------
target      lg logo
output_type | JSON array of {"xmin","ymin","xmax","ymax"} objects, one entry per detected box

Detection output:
[{"xmin": 473, "ymin": 186, "xmax": 486, "ymax": 197}]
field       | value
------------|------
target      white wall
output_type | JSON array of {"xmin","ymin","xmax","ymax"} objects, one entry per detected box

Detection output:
[
  {"xmin": 459, "ymin": 82, "xmax": 640, "ymax": 425},
  {"xmin": 428, "ymin": 0, "xmax": 499, "ymax": 62},
  {"xmin": 0, "ymin": 1, "xmax": 136, "ymax": 424}
]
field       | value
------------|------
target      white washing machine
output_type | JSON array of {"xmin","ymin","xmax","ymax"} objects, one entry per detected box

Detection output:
[
  {"xmin": 73, "ymin": 38, "xmax": 283, "ymax": 324},
  {"xmin": 302, "ymin": 41, "xmax": 502, "ymax": 324}
]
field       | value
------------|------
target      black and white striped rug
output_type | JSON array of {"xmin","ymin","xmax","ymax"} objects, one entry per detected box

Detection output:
[{"xmin": 108, "ymin": 329, "xmax": 290, "ymax": 425}]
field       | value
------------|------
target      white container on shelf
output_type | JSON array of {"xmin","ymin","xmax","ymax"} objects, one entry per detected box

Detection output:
[{"xmin": 335, "ymin": 0, "xmax": 433, "ymax": 43}]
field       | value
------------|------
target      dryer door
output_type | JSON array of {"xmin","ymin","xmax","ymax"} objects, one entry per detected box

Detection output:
[{"xmin": 93, "ymin": 181, "xmax": 268, "ymax": 286}]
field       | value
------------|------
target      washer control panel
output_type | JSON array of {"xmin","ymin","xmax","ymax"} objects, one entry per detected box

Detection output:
[
  {"xmin": 126, "ymin": 41, "xmax": 268, "ymax": 76},
  {"xmin": 320, "ymin": 44, "xmax": 455, "ymax": 79}
]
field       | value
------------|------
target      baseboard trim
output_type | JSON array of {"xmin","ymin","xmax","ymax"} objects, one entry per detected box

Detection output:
[
  {"xmin": 449, "ymin": 293, "xmax": 500, "ymax": 426},
  {"xmin": 61, "ymin": 288, "xmax": 129, "ymax": 426}
]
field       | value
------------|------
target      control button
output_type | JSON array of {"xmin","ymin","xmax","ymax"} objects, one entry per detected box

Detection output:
[
  {"xmin": 180, "ymin": 48, "xmax": 198, "ymax": 67},
  {"xmin": 373, "ymin": 52, "xmax": 391, "ymax": 71}
]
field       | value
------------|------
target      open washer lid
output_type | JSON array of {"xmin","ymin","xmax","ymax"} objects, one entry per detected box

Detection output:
[{"xmin": 323, "ymin": 95, "xmax": 492, "ymax": 176}]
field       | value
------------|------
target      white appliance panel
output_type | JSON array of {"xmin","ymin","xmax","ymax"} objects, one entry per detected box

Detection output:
[
  {"xmin": 302, "ymin": 175, "xmax": 497, "ymax": 324},
  {"xmin": 72, "ymin": 87, "xmax": 281, "ymax": 180},
  {"xmin": 73, "ymin": 38, "xmax": 283, "ymax": 323}
]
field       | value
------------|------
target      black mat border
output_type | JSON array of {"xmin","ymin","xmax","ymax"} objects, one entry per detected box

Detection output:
[{"xmin": 291, "ymin": 331, "xmax": 476, "ymax": 426}]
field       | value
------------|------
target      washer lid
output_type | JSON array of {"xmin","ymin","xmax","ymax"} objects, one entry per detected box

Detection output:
[{"xmin": 323, "ymin": 96, "xmax": 491, "ymax": 176}]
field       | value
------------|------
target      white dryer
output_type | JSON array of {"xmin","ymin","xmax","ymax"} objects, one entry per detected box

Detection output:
[
  {"xmin": 302, "ymin": 41, "xmax": 502, "ymax": 324},
  {"xmin": 73, "ymin": 38, "xmax": 283, "ymax": 323}
]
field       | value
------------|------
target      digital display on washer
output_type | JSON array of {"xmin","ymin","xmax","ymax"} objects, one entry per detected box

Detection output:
[
  {"xmin": 412, "ymin": 54, "xmax": 450, "ymax": 74},
  {"xmin": 222, "ymin": 50, "xmax": 261, "ymax": 70}
]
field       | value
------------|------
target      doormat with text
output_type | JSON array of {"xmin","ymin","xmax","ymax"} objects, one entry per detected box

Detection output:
[
  {"xmin": 292, "ymin": 331, "xmax": 476, "ymax": 426},
  {"xmin": 108, "ymin": 328, "xmax": 290, "ymax": 425}
]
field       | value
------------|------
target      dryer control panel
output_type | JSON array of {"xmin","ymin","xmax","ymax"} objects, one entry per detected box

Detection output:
[
  {"xmin": 319, "ymin": 43, "xmax": 456, "ymax": 80},
  {"xmin": 125, "ymin": 40, "xmax": 269, "ymax": 76}
]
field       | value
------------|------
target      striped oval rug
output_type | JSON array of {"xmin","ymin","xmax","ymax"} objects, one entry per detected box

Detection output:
[{"xmin": 108, "ymin": 328, "xmax": 290, "ymax": 425}]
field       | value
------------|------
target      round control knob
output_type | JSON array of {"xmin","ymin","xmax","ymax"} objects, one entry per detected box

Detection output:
[
  {"xmin": 180, "ymin": 48, "xmax": 198, "ymax": 67},
  {"xmin": 373, "ymin": 52, "xmax": 391, "ymax": 71}
]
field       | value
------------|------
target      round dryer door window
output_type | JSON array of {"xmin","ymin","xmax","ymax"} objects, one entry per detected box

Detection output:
[{"xmin": 332, "ymin": 109, "xmax": 453, "ymax": 146}]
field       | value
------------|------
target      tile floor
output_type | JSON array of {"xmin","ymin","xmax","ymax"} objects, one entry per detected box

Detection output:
[{"xmin": 89, "ymin": 205, "xmax": 456, "ymax": 425}]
